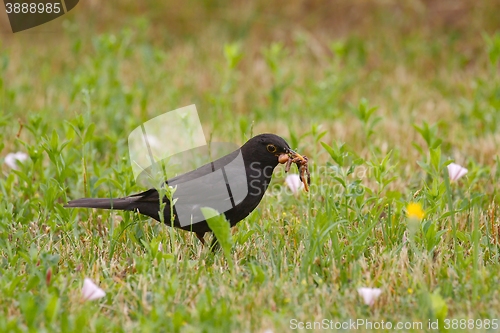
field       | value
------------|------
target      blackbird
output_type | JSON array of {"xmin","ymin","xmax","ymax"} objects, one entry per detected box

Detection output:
[{"xmin": 65, "ymin": 133, "xmax": 306, "ymax": 246}]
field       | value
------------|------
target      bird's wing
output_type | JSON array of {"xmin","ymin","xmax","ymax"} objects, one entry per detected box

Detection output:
[
  {"xmin": 164, "ymin": 149, "xmax": 249, "ymax": 227},
  {"xmin": 165, "ymin": 149, "xmax": 241, "ymax": 184},
  {"xmin": 129, "ymin": 149, "xmax": 241, "ymax": 201},
  {"xmin": 128, "ymin": 149, "xmax": 249, "ymax": 227}
]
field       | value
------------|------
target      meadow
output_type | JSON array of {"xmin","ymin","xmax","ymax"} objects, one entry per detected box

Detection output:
[{"xmin": 1, "ymin": 1, "xmax": 500, "ymax": 332}]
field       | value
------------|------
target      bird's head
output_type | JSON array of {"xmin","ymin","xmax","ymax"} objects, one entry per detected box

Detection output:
[{"xmin": 241, "ymin": 133, "xmax": 305, "ymax": 168}]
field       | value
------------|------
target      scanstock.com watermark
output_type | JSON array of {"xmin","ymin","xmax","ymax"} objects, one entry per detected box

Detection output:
[{"xmin": 3, "ymin": 0, "xmax": 78, "ymax": 32}]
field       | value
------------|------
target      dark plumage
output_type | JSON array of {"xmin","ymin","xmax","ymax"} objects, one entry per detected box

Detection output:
[{"xmin": 66, "ymin": 133, "xmax": 299, "ymax": 246}]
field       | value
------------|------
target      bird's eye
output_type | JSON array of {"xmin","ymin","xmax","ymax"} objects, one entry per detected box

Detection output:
[{"xmin": 266, "ymin": 144, "xmax": 277, "ymax": 153}]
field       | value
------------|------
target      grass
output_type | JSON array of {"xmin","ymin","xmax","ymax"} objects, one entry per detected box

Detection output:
[{"xmin": 1, "ymin": 0, "xmax": 500, "ymax": 332}]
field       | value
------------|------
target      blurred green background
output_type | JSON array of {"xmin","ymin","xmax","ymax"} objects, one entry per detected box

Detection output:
[{"xmin": 1, "ymin": 1, "xmax": 500, "ymax": 332}]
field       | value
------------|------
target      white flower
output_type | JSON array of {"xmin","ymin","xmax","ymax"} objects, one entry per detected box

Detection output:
[
  {"xmin": 447, "ymin": 163, "xmax": 468, "ymax": 181},
  {"xmin": 357, "ymin": 287, "xmax": 382, "ymax": 306},
  {"xmin": 4, "ymin": 152, "xmax": 28, "ymax": 170},
  {"xmin": 82, "ymin": 278, "xmax": 106, "ymax": 301},
  {"xmin": 285, "ymin": 174, "xmax": 302, "ymax": 195},
  {"xmin": 158, "ymin": 242, "xmax": 163, "ymax": 252}
]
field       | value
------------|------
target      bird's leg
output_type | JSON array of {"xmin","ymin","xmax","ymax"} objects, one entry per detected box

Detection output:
[
  {"xmin": 195, "ymin": 232, "xmax": 206, "ymax": 245},
  {"xmin": 196, "ymin": 232, "xmax": 220, "ymax": 252},
  {"xmin": 209, "ymin": 234, "xmax": 220, "ymax": 252}
]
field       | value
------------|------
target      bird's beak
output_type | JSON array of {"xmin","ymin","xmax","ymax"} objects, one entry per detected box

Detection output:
[{"xmin": 277, "ymin": 148, "xmax": 307, "ymax": 164}]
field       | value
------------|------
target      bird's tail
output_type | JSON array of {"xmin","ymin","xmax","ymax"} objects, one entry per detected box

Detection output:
[{"xmin": 65, "ymin": 197, "xmax": 135, "ymax": 211}]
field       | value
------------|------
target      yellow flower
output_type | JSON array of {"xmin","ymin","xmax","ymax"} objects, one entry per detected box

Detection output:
[{"xmin": 406, "ymin": 202, "xmax": 425, "ymax": 221}]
